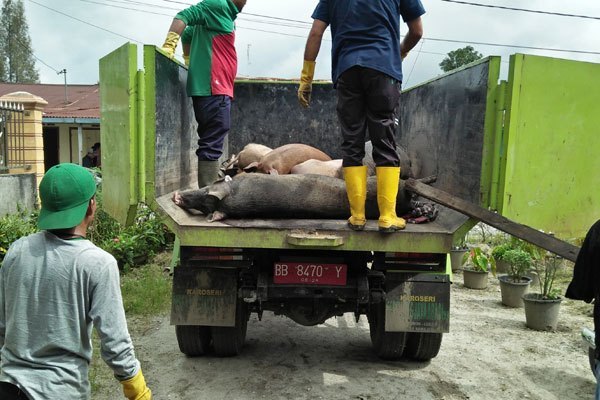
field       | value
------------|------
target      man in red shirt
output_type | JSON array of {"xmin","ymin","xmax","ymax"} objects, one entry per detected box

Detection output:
[{"xmin": 161, "ymin": 0, "xmax": 247, "ymax": 188}]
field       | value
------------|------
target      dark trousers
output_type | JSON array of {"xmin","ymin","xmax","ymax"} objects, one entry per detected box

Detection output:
[
  {"xmin": 336, "ymin": 66, "xmax": 401, "ymax": 167},
  {"xmin": 0, "ymin": 382, "xmax": 30, "ymax": 399},
  {"xmin": 192, "ymin": 95, "xmax": 232, "ymax": 161}
]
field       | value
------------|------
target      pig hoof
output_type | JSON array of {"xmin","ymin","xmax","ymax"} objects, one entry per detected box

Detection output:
[{"xmin": 172, "ymin": 191, "xmax": 183, "ymax": 207}]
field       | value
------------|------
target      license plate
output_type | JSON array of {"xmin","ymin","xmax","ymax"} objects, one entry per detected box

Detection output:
[{"xmin": 273, "ymin": 262, "xmax": 347, "ymax": 285}]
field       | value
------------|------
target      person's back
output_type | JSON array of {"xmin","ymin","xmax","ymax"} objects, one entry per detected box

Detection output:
[
  {"xmin": 0, "ymin": 163, "xmax": 150, "ymax": 400},
  {"xmin": 1, "ymin": 233, "xmax": 127, "ymax": 398}
]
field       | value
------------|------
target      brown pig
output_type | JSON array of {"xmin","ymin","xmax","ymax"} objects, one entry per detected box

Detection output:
[
  {"xmin": 236, "ymin": 143, "xmax": 272, "ymax": 170},
  {"xmin": 243, "ymin": 143, "xmax": 332, "ymax": 175},
  {"xmin": 290, "ymin": 159, "xmax": 343, "ymax": 178}
]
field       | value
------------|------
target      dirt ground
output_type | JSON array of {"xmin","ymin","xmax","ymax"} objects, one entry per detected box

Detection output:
[{"xmin": 95, "ymin": 270, "xmax": 597, "ymax": 400}]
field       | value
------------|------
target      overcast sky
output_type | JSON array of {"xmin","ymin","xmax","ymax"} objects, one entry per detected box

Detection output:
[{"xmin": 21, "ymin": 0, "xmax": 600, "ymax": 88}]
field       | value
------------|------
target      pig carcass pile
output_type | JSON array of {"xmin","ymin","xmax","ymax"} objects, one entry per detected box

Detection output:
[{"xmin": 173, "ymin": 142, "xmax": 436, "ymax": 223}]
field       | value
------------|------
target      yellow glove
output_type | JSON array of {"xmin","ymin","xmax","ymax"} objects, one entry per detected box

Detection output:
[
  {"xmin": 183, "ymin": 55, "xmax": 190, "ymax": 67},
  {"xmin": 161, "ymin": 31, "xmax": 180, "ymax": 59},
  {"xmin": 298, "ymin": 60, "xmax": 316, "ymax": 108},
  {"xmin": 121, "ymin": 369, "xmax": 152, "ymax": 400}
]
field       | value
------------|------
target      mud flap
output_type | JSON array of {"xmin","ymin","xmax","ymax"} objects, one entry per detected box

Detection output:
[
  {"xmin": 170, "ymin": 266, "xmax": 238, "ymax": 327},
  {"xmin": 384, "ymin": 273, "xmax": 450, "ymax": 333}
]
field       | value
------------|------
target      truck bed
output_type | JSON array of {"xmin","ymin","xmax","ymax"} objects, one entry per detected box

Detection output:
[{"xmin": 157, "ymin": 192, "xmax": 471, "ymax": 253}]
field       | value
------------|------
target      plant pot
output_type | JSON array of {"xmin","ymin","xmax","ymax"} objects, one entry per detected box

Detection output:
[
  {"xmin": 498, "ymin": 275, "xmax": 531, "ymax": 308},
  {"xmin": 463, "ymin": 269, "xmax": 488, "ymax": 290},
  {"xmin": 495, "ymin": 260, "xmax": 510, "ymax": 274},
  {"xmin": 522, "ymin": 293, "xmax": 562, "ymax": 331},
  {"xmin": 450, "ymin": 249, "xmax": 468, "ymax": 272}
]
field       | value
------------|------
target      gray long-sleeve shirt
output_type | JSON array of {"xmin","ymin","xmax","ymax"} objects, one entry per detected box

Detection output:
[{"xmin": 0, "ymin": 231, "xmax": 140, "ymax": 399}]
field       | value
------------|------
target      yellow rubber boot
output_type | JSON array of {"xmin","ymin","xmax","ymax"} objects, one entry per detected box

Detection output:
[
  {"xmin": 376, "ymin": 166, "xmax": 406, "ymax": 232},
  {"xmin": 343, "ymin": 166, "xmax": 368, "ymax": 231}
]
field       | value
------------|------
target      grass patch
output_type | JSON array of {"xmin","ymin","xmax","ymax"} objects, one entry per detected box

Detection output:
[{"xmin": 121, "ymin": 252, "xmax": 172, "ymax": 316}]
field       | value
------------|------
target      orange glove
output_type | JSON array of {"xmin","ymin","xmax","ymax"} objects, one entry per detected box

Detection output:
[{"xmin": 298, "ymin": 60, "xmax": 316, "ymax": 108}]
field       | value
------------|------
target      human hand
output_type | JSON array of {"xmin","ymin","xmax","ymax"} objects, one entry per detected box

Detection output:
[
  {"xmin": 161, "ymin": 31, "xmax": 180, "ymax": 59},
  {"xmin": 183, "ymin": 55, "xmax": 190, "ymax": 67},
  {"xmin": 298, "ymin": 60, "xmax": 316, "ymax": 108}
]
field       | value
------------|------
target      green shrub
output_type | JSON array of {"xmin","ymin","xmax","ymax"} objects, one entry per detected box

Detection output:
[
  {"xmin": 91, "ymin": 202, "xmax": 173, "ymax": 270},
  {"xmin": 1, "ymin": 186, "xmax": 173, "ymax": 271},
  {"xmin": 0, "ymin": 210, "xmax": 38, "ymax": 263},
  {"xmin": 502, "ymin": 248, "xmax": 533, "ymax": 281},
  {"xmin": 491, "ymin": 243, "xmax": 512, "ymax": 262}
]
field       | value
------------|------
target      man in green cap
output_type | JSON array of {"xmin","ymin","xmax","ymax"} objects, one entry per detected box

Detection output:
[{"xmin": 0, "ymin": 163, "xmax": 151, "ymax": 399}]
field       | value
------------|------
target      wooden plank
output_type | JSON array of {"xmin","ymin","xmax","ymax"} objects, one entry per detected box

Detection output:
[{"xmin": 405, "ymin": 179, "xmax": 580, "ymax": 262}]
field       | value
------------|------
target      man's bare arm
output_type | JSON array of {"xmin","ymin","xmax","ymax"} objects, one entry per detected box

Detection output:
[{"xmin": 303, "ymin": 19, "xmax": 328, "ymax": 61}]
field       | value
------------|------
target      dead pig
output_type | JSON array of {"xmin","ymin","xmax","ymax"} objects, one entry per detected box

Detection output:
[
  {"xmin": 235, "ymin": 143, "xmax": 272, "ymax": 170},
  {"xmin": 291, "ymin": 159, "xmax": 343, "ymax": 178},
  {"xmin": 172, "ymin": 173, "xmax": 411, "ymax": 222},
  {"xmin": 243, "ymin": 143, "xmax": 332, "ymax": 175}
]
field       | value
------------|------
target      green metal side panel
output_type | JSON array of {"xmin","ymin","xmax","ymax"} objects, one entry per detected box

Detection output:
[
  {"xmin": 499, "ymin": 54, "xmax": 600, "ymax": 238},
  {"xmin": 99, "ymin": 43, "xmax": 139, "ymax": 225},
  {"xmin": 143, "ymin": 45, "xmax": 158, "ymax": 209},
  {"xmin": 479, "ymin": 57, "xmax": 502, "ymax": 207}
]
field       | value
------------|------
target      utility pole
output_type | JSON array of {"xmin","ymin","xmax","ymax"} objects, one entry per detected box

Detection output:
[{"xmin": 57, "ymin": 69, "xmax": 68, "ymax": 104}]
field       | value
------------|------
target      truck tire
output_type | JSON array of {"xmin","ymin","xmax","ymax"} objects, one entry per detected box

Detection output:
[
  {"xmin": 211, "ymin": 301, "xmax": 249, "ymax": 357},
  {"xmin": 405, "ymin": 332, "xmax": 443, "ymax": 361},
  {"xmin": 368, "ymin": 302, "xmax": 407, "ymax": 360},
  {"xmin": 589, "ymin": 347, "xmax": 598, "ymax": 380},
  {"xmin": 175, "ymin": 325, "xmax": 212, "ymax": 356}
]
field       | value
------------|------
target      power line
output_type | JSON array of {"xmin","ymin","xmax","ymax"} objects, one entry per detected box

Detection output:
[
  {"xmin": 441, "ymin": 0, "xmax": 600, "ymax": 21},
  {"xmin": 12, "ymin": 35, "xmax": 61, "ymax": 74},
  {"xmin": 30, "ymin": 0, "xmax": 600, "ymax": 59},
  {"xmin": 27, "ymin": 0, "xmax": 144, "ymax": 43},
  {"xmin": 156, "ymin": 0, "xmax": 313, "ymax": 25},
  {"xmin": 79, "ymin": 0, "xmax": 171, "ymax": 16},
  {"xmin": 423, "ymin": 36, "xmax": 600, "ymax": 56},
  {"xmin": 109, "ymin": 0, "xmax": 179, "ymax": 11}
]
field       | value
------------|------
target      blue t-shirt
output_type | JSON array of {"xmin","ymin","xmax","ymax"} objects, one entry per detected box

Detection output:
[{"xmin": 312, "ymin": 0, "xmax": 425, "ymax": 84}]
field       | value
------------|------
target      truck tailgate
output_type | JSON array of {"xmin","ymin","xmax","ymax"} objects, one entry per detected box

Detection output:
[{"xmin": 157, "ymin": 192, "xmax": 471, "ymax": 252}]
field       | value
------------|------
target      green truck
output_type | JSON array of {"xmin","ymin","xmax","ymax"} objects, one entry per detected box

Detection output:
[{"xmin": 99, "ymin": 44, "xmax": 596, "ymax": 360}]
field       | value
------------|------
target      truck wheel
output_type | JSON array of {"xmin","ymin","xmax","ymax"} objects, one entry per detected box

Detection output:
[
  {"xmin": 368, "ymin": 302, "xmax": 407, "ymax": 360},
  {"xmin": 211, "ymin": 301, "xmax": 249, "ymax": 357},
  {"xmin": 405, "ymin": 332, "xmax": 443, "ymax": 361},
  {"xmin": 175, "ymin": 325, "xmax": 212, "ymax": 356}
]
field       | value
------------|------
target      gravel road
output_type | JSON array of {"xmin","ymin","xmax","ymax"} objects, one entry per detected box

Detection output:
[{"xmin": 94, "ymin": 270, "xmax": 596, "ymax": 400}]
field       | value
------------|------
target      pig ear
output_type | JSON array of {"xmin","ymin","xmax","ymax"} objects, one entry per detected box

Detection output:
[
  {"xmin": 207, "ymin": 179, "xmax": 232, "ymax": 200},
  {"xmin": 243, "ymin": 161, "xmax": 259, "ymax": 173}
]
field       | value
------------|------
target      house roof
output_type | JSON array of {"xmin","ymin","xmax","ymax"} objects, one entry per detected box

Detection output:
[{"xmin": 0, "ymin": 83, "xmax": 99, "ymax": 121}]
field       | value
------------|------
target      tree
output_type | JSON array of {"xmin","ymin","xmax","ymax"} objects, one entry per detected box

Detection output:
[
  {"xmin": 439, "ymin": 46, "xmax": 483, "ymax": 73},
  {"xmin": 0, "ymin": 0, "xmax": 39, "ymax": 83}
]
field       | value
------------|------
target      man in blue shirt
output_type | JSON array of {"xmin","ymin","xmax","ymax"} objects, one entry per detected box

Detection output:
[{"xmin": 298, "ymin": 0, "xmax": 425, "ymax": 232}]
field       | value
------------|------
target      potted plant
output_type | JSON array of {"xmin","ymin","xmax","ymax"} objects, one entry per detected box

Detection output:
[
  {"xmin": 522, "ymin": 254, "xmax": 562, "ymax": 331},
  {"xmin": 498, "ymin": 249, "xmax": 533, "ymax": 308},
  {"xmin": 450, "ymin": 236, "xmax": 469, "ymax": 272},
  {"xmin": 491, "ymin": 242, "xmax": 512, "ymax": 274},
  {"xmin": 461, "ymin": 247, "xmax": 496, "ymax": 289}
]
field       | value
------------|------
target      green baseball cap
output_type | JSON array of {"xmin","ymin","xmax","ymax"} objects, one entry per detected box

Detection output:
[{"xmin": 38, "ymin": 163, "xmax": 97, "ymax": 230}]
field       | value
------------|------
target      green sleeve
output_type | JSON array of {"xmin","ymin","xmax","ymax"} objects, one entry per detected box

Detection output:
[
  {"xmin": 182, "ymin": 26, "xmax": 194, "ymax": 45},
  {"xmin": 175, "ymin": 0, "xmax": 235, "ymax": 33}
]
